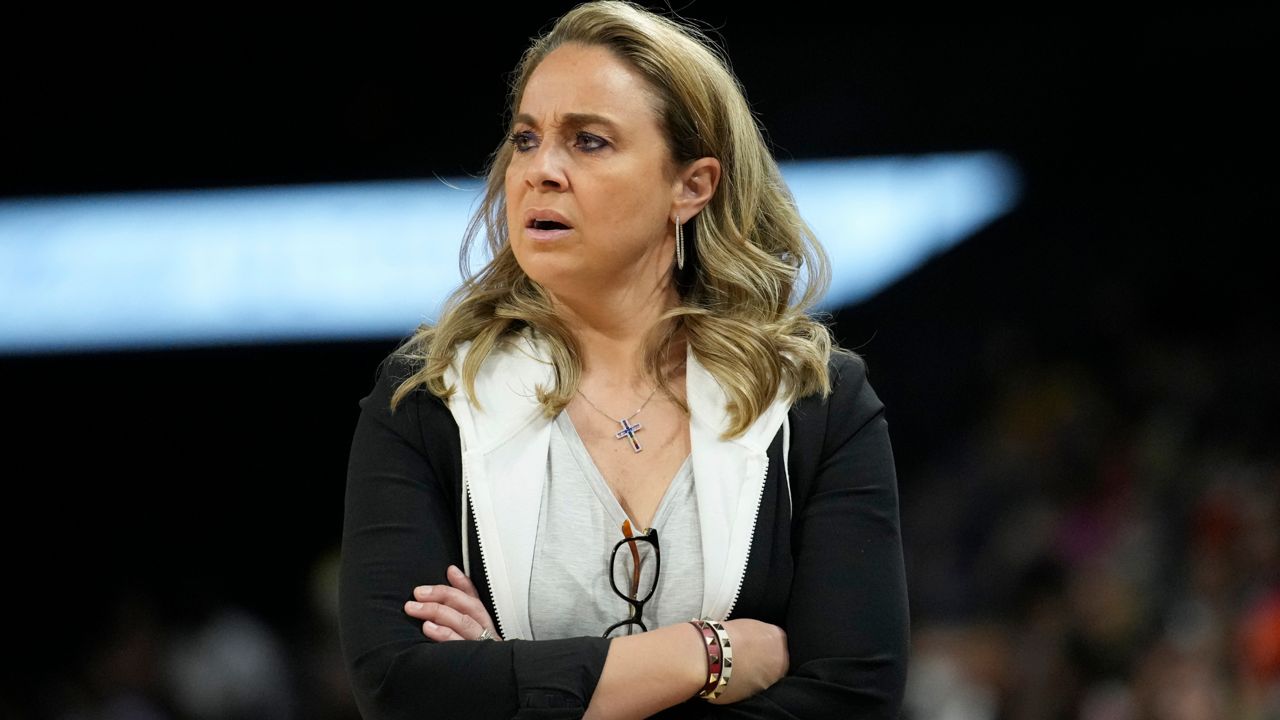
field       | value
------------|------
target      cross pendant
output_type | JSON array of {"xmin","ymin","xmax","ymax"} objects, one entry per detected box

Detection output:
[{"xmin": 615, "ymin": 418, "xmax": 643, "ymax": 453}]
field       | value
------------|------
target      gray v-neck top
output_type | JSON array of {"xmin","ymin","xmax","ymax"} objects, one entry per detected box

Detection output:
[{"xmin": 527, "ymin": 410, "xmax": 704, "ymax": 640}]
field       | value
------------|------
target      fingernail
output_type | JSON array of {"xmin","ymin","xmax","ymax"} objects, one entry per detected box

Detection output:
[
  {"xmin": 425, "ymin": 620, "xmax": 438, "ymax": 630},
  {"xmin": 447, "ymin": 565, "xmax": 458, "ymax": 575},
  {"xmin": 416, "ymin": 586, "xmax": 432, "ymax": 596},
  {"xmin": 408, "ymin": 601, "xmax": 423, "ymax": 610}
]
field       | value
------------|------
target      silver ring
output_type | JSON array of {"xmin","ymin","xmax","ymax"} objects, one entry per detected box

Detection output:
[{"xmin": 477, "ymin": 627, "xmax": 495, "ymax": 641}]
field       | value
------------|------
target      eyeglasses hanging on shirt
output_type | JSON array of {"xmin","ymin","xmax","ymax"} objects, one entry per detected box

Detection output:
[{"xmin": 603, "ymin": 518, "xmax": 661, "ymax": 638}]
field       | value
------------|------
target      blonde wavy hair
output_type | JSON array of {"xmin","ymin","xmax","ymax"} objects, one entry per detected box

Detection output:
[{"xmin": 388, "ymin": 0, "xmax": 854, "ymax": 439}]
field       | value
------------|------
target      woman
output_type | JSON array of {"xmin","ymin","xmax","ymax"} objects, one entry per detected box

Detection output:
[{"xmin": 338, "ymin": 1, "xmax": 909, "ymax": 718}]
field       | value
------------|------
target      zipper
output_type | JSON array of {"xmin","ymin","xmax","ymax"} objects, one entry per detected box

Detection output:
[
  {"xmin": 465, "ymin": 458, "xmax": 510, "ymax": 640},
  {"xmin": 722, "ymin": 453, "xmax": 769, "ymax": 621}
]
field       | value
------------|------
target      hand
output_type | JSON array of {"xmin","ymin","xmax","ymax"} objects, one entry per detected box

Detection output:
[
  {"xmin": 705, "ymin": 619, "xmax": 789, "ymax": 705},
  {"xmin": 403, "ymin": 565, "xmax": 501, "ymax": 642}
]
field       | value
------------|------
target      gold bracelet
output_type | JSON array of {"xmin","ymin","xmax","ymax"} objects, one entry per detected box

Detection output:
[
  {"xmin": 688, "ymin": 618, "xmax": 733, "ymax": 700},
  {"xmin": 703, "ymin": 619, "xmax": 733, "ymax": 700}
]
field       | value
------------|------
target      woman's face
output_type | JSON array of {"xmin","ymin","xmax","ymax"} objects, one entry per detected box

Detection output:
[{"xmin": 505, "ymin": 42, "xmax": 681, "ymax": 301}]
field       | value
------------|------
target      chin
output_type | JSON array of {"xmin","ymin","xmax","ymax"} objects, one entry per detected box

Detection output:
[{"xmin": 513, "ymin": 257, "xmax": 577, "ymax": 294}]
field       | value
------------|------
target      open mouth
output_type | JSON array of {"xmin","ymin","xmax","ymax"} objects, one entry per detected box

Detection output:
[{"xmin": 530, "ymin": 220, "xmax": 571, "ymax": 230}]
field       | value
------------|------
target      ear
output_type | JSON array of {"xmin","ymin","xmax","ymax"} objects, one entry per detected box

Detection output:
[{"xmin": 670, "ymin": 156, "xmax": 721, "ymax": 222}]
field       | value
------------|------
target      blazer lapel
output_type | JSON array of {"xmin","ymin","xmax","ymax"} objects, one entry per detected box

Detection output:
[
  {"xmin": 685, "ymin": 345, "xmax": 791, "ymax": 619},
  {"xmin": 444, "ymin": 329, "xmax": 554, "ymax": 640}
]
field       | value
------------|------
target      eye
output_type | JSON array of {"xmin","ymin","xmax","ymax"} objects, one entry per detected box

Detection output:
[
  {"xmin": 507, "ymin": 130, "xmax": 535, "ymax": 153},
  {"xmin": 576, "ymin": 132, "xmax": 608, "ymax": 152}
]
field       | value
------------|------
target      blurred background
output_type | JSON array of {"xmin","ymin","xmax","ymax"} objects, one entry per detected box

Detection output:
[{"xmin": 3, "ymin": 5, "xmax": 1275, "ymax": 719}]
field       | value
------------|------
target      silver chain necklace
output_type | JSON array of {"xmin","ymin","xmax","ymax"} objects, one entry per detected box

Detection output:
[
  {"xmin": 581, "ymin": 384, "xmax": 660, "ymax": 450},
  {"xmin": 575, "ymin": 359, "xmax": 686, "ymax": 454}
]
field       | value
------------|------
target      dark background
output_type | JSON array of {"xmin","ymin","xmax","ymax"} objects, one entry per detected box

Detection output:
[{"xmin": 3, "ymin": 5, "xmax": 1275, "ymax": 719}]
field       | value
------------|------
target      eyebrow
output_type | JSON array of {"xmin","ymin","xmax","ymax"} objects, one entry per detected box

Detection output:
[{"xmin": 512, "ymin": 112, "xmax": 621, "ymax": 133}]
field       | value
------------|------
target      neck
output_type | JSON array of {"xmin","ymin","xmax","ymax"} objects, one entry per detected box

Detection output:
[{"xmin": 546, "ymin": 279, "xmax": 685, "ymax": 392}]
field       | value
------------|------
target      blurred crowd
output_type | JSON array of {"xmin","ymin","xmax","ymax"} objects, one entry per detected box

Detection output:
[
  {"xmin": 10, "ymin": 549, "xmax": 358, "ymax": 720},
  {"xmin": 901, "ymin": 323, "xmax": 1279, "ymax": 720}
]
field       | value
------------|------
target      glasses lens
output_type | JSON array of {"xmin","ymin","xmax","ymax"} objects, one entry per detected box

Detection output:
[
  {"xmin": 612, "ymin": 534, "xmax": 659, "ymax": 604},
  {"xmin": 603, "ymin": 619, "xmax": 644, "ymax": 638}
]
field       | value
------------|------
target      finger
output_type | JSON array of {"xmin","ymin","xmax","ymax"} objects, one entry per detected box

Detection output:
[
  {"xmin": 422, "ymin": 619, "xmax": 465, "ymax": 642},
  {"xmin": 412, "ymin": 584, "xmax": 491, "ymax": 629},
  {"xmin": 447, "ymin": 564, "xmax": 481, "ymax": 599},
  {"xmin": 405, "ymin": 599, "xmax": 500, "ymax": 642},
  {"xmin": 409, "ymin": 600, "xmax": 484, "ymax": 639}
]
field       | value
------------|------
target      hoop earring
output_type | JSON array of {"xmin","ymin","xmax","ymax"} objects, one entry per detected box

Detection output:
[{"xmin": 675, "ymin": 214, "xmax": 684, "ymax": 271}]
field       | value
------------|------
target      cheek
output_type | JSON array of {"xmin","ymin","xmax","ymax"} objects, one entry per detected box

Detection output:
[
  {"xmin": 503, "ymin": 174, "xmax": 517, "ymax": 204},
  {"xmin": 504, "ymin": 183, "xmax": 523, "ymax": 231},
  {"xmin": 612, "ymin": 185, "xmax": 671, "ymax": 238},
  {"xmin": 592, "ymin": 173, "xmax": 662, "ymax": 224}
]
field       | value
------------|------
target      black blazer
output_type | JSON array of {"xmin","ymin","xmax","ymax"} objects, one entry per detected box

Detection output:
[{"xmin": 339, "ymin": 349, "xmax": 909, "ymax": 719}]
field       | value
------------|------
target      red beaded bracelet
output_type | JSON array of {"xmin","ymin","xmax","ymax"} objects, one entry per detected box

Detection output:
[{"xmin": 688, "ymin": 618, "xmax": 733, "ymax": 700}]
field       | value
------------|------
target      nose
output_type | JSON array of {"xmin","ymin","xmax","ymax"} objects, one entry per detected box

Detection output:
[{"xmin": 523, "ymin": 139, "xmax": 568, "ymax": 191}]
